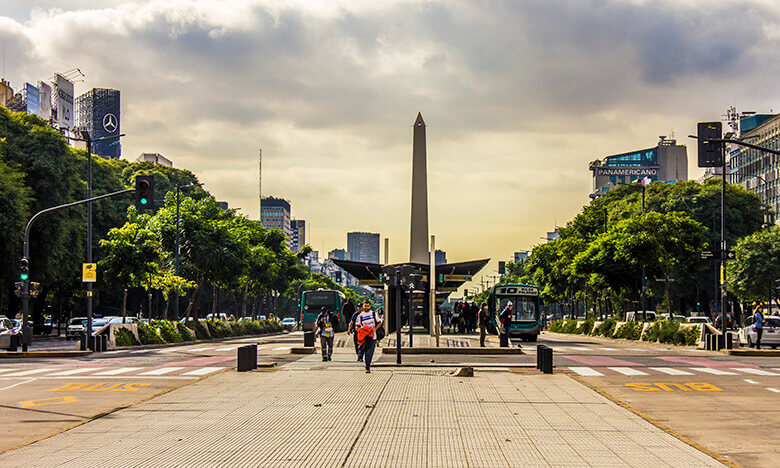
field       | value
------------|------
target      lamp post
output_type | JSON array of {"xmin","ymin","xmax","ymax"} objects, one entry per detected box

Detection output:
[
  {"xmin": 174, "ymin": 182, "xmax": 204, "ymax": 320},
  {"xmin": 71, "ymin": 131, "xmax": 125, "ymax": 349}
]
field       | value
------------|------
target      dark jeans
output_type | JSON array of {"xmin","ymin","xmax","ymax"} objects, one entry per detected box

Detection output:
[
  {"xmin": 363, "ymin": 337, "xmax": 376, "ymax": 370},
  {"xmin": 321, "ymin": 335, "xmax": 334, "ymax": 359},
  {"xmin": 479, "ymin": 326, "xmax": 486, "ymax": 347},
  {"xmin": 756, "ymin": 328, "xmax": 763, "ymax": 349}
]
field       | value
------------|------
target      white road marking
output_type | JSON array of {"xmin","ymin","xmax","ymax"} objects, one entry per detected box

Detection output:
[
  {"xmin": 130, "ymin": 350, "xmax": 149, "ymax": 354},
  {"xmin": 649, "ymin": 367, "xmax": 694, "ymax": 376},
  {"xmin": 181, "ymin": 367, "xmax": 223, "ymax": 376},
  {"xmin": 3, "ymin": 368, "xmax": 58, "ymax": 377},
  {"xmin": 690, "ymin": 367, "xmax": 737, "ymax": 375},
  {"xmin": 102, "ymin": 350, "xmax": 126, "ymax": 354},
  {"xmin": 599, "ymin": 348, "xmax": 619, "ymax": 351},
  {"xmin": 568, "ymin": 367, "xmax": 604, "ymax": 376},
  {"xmin": 272, "ymin": 346, "xmax": 292, "ymax": 351},
  {"xmin": 570, "ymin": 347, "xmax": 592, "ymax": 351},
  {"xmin": 187, "ymin": 347, "xmax": 213, "ymax": 352},
  {"xmin": 0, "ymin": 379, "xmax": 36, "ymax": 391},
  {"xmin": 768, "ymin": 388, "xmax": 780, "ymax": 393},
  {"xmin": 214, "ymin": 346, "xmax": 237, "ymax": 352},
  {"xmin": 138, "ymin": 367, "xmax": 185, "ymax": 376},
  {"xmin": 733, "ymin": 368, "xmax": 780, "ymax": 376},
  {"xmin": 92, "ymin": 367, "xmax": 143, "ymax": 376},
  {"xmin": 156, "ymin": 348, "xmax": 182, "ymax": 353},
  {"xmin": 608, "ymin": 367, "xmax": 648, "ymax": 376},
  {"xmin": 0, "ymin": 369, "xmax": 20, "ymax": 375},
  {"xmin": 744, "ymin": 379, "xmax": 759, "ymax": 384},
  {"xmin": 48, "ymin": 368, "xmax": 102, "ymax": 376}
]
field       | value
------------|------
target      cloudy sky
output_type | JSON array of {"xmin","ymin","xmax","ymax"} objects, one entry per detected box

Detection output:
[{"xmin": 3, "ymin": 0, "xmax": 780, "ymax": 288}]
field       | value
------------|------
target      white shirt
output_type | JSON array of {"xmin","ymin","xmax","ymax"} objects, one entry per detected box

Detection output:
[{"xmin": 356, "ymin": 311, "xmax": 379, "ymax": 329}]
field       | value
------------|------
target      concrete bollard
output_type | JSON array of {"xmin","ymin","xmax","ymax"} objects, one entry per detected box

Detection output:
[
  {"xmin": 237, "ymin": 345, "xmax": 258, "ymax": 372},
  {"xmin": 540, "ymin": 346, "xmax": 553, "ymax": 374}
]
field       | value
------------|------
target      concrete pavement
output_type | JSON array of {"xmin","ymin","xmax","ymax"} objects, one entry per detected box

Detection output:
[{"xmin": 0, "ymin": 346, "xmax": 724, "ymax": 467}]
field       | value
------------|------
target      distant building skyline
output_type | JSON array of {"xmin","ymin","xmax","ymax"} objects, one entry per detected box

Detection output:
[
  {"xmin": 291, "ymin": 219, "xmax": 306, "ymax": 254},
  {"xmin": 260, "ymin": 197, "xmax": 292, "ymax": 247},
  {"xmin": 347, "ymin": 231, "xmax": 380, "ymax": 264}
]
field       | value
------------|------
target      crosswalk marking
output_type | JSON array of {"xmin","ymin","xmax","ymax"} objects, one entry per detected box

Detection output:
[
  {"xmin": 0, "ymin": 369, "xmax": 20, "ymax": 375},
  {"xmin": 214, "ymin": 346, "xmax": 237, "ymax": 352},
  {"xmin": 649, "ymin": 367, "xmax": 693, "ymax": 376},
  {"xmin": 768, "ymin": 388, "xmax": 780, "ymax": 393},
  {"xmin": 690, "ymin": 367, "xmax": 737, "ymax": 375},
  {"xmin": 608, "ymin": 367, "xmax": 648, "ymax": 376},
  {"xmin": 187, "ymin": 347, "xmax": 212, "ymax": 352},
  {"xmin": 599, "ymin": 348, "xmax": 619, "ymax": 351},
  {"xmin": 157, "ymin": 348, "xmax": 182, "ymax": 353},
  {"xmin": 92, "ymin": 367, "xmax": 143, "ymax": 376},
  {"xmin": 181, "ymin": 367, "xmax": 222, "ymax": 376},
  {"xmin": 130, "ymin": 350, "xmax": 149, "ymax": 354},
  {"xmin": 272, "ymin": 346, "xmax": 292, "ymax": 351},
  {"xmin": 744, "ymin": 379, "xmax": 759, "ymax": 384},
  {"xmin": 48, "ymin": 368, "xmax": 102, "ymax": 376},
  {"xmin": 4, "ymin": 368, "xmax": 58, "ymax": 377},
  {"xmin": 138, "ymin": 367, "xmax": 185, "ymax": 376},
  {"xmin": 734, "ymin": 368, "xmax": 780, "ymax": 376},
  {"xmin": 102, "ymin": 350, "xmax": 126, "ymax": 354},
  {"xmin": 568, "ymin": 367, "xmax": 604, "ymax": 376}
]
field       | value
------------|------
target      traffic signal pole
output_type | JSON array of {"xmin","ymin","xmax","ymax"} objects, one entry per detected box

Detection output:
[{"xmin": 20, "ymin": 188, "xmax": 133, "ymax": 351}]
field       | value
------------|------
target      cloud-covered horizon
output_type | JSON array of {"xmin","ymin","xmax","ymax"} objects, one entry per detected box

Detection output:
[{"xmin": 4, "ymin": 0, "xmax": 780, "ymax": 289}]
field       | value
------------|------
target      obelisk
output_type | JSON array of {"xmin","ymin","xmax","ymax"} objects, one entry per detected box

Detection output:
[{"xmin": 410, "ymin": 113, "xmax": 429, "ymax": 264}]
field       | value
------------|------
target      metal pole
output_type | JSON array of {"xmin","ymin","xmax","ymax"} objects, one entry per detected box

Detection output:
[
  {"xmin": 642, "ymin": 184, "xmax": 646, "ymax": 322},
  {"xmin": 721, "ymin": 150, "xmax": 727, "ymax": 344},
  {"xmin": 429, "ymin": 235, "xmax": 436, "ymax": 337},
  {"xmin": 86, "ymin": 137, "xmax": 93, "ymax": 349},
  {"xmin": 408, "ymin": 285, "xmax": 413, "ymax": 348},
  {"xmin": 175, "ymin": 185, "xmax": 181, "ymax": 320},
  {"xmin": 395, "ymin": 285, "xmax": 402, "ymax": 364},
  {"xmin": 22, "ymin": 278, "xmax": 29, "ymax": 351}
]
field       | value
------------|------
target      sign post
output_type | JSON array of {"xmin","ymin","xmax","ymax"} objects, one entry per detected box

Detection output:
[{"xmin": 82, "ymin": 263, "xmax": 97, "ymax": 283}]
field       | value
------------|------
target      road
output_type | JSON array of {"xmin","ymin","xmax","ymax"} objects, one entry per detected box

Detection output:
[{"xmin": 0, "ymin": 332, "xmax": 307, "ymax": 452}]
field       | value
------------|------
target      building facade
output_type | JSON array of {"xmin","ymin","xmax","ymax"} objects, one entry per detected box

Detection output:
[
  {"xmin": 328, "ymin": 249, "xmax": 347, "ymax": 260},
  {"xmin": 76, "ymin": 88, "xmax": 121, "ymax": 158},
  {"xmin": 728, "ymin": 113, "xmax": 780, "ymax": 223},
  {"xmin": 514, "ymin": 251, "xmax": 529, "ymax": 263},
  {"xmin": 260, "ymin": 197, "xmax": 293, "ymax": 246},
  {"xmin": 435, "ymin": 249, "xmax": 447, "ymax": 265},
  {"xmin": 136, "ymin": 153, "xmax": 173, "ymax": 167},
  {"xmin": 347, "ymin": 232, "xmax": 380, "ymax": 264},
  {"xmin": 290, "ymin": 219, "xmax": 306, "ymax": 254},
  {"xmin": 589, "ymin": 137, "xmax": 687, "ymax": 199}
]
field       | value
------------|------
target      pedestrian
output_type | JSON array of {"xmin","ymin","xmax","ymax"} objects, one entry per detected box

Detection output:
[
  {"xmin": 753, "ymin": 305, "xmax": 764, "ymax": 350},
  {"xmin": 499, "ymin": 301, "xmax": 514, "ymax": 345},
  {"xmin": 315, "ymin": 306, "xmax": 336, "ymax": 361},
  {"xmin": 347, "ymin": 303, "xmax": 362, "ymax": 361},
  {"xmin": 478, "ymin": 302, "xmax": 489, "ymax": 347},
  {"xmin": 355, "ymin": 300, "xmax": 382, "ymax": 373}
]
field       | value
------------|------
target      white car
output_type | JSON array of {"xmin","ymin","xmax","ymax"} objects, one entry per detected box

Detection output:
[
  {"xmin": 625, "ymin": 311, "xmax": 657, "ymax": 321},
  {"xmin": 687, "ymin": 316, "xmax": 712, "ymax": 325},
  {"xmin": 66, "ymin": 317, "xmax": 87, "ymax": 339},
  {"xmin": 281, "ymin": 317, "xmax": 296, "ymax": 331},
  {"xmin": 739, "ymin": 316, "xmax": 780, "ymax": 349}
]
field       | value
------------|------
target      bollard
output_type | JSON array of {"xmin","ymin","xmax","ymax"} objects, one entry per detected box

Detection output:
[
  {"xmin": 8, "ymin": 334, "xmax": 19, "ymax": 351},
  {"xmin": 725, "ymin": 333, "xmax": 733, "ymax": 349},
  {"xmin": 303, "ymin": 331, "xmax": 315, "ymax": 347},
  {"xmin": 704, "ymin": 334, "xmax": 711, "ymax": 350},
  {"xmin": 80, "ymin": 333, "xmax": 87, "ymax": 351},
  {"xmin": 237, "ymin": 345, "xmax": 257, "ymax": 372},
  {"xmin": 541, "ymin": 346, "xmax": 554, "ymax": 374},
  {"xmin": 716, "ymin": 334, "xmax": 725, "ymax": 351},
  {"xmin": 536, "ymin": 345, "xmax": 546, "ymax": 370},
  {"xmin": 499, "ymin": 333, "xmax": 509, "ymax": 348}
]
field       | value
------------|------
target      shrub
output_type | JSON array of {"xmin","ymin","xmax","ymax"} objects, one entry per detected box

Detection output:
[
  {"xmin": 137, "ymin": 321, "xmax": 165, "ymax": 345},
  {"xmin": 561, "ymin": 319, "xmax": 578, "ymax": 334},
  {"xmin": 642, "ymin": 320, "xmax": 689, "ymax": 345},
  {"xmin": 576, "ymin": 319, "xmax": 595, "ymax": 335},
  {"xmin": 615, "ymin": 321, "xmax": 642, "ymax": 340},
  {"xmin": 594, "ymin": 318, "xmax": 618, "ymax": 337},
  {"xmin": 207, "ymin": 320, "xmax": 232, "ymax": 338},
  {"xmin": 155, "ymin": 320, "xmax": 183, "ymax": 343},
  {"xmin": 187, "ymin": 320, "xmax": 210, "ymax": 340},
  {"xmin": 683, "ymin": 325, "xmax": 701, "ymax": 346},
  {"xmin": 114, "ymin": 327, "xmax": 138, "ymax": 347},
  {"xmin": 548, "ymin": 319, "xmax": 564, "ymax": 332},
  {"xmin": 176, "ymin": 322, "xmax": 196, "ymax": 341}
]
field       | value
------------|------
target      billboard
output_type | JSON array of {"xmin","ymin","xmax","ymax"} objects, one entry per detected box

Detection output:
[
  {"xmin": 595, "ymin": 167, "xmax": 658, "ymax": 177},
  {"xmin": 53, "ymin": 74, "xmax": 74, "ymax": 129},
  {"xmin": 38, "ymin": 81, "xmax": 52, "ymax": 120},
  {"xmin": 25, "ymin": 83, "xmax": 40, "ymax": 116}
]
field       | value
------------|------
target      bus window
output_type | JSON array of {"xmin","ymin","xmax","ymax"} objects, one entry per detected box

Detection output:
[{"xmin": 495, "ymin": 296, "xmax": 537, "ymax": 321}]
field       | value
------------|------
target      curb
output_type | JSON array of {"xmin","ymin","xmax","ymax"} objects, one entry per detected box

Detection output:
[
  {"xmin": 0, "ymin": 351, "xmax": 92, "ymax": 358},
  {"xmin": 290, "ymin": 347, "xmax": 315, "ymax": 354},
  {"xmin": 108, "ymin": 331, "xmax": 287, "ymax": 352},
  {"xmin": 722, "ymin": 348, "xmax": 780, "ymax": 357},
  {"xmin": 569, "ymin": 374, "xmax": 741, "ymax": 468},
  {"xmin": 381, "ymin": 347, "xmax": 524, "ymax": 355},
  {"xmin": 372, "ymin": 363, "xmax": 537, "ymax": 368}
]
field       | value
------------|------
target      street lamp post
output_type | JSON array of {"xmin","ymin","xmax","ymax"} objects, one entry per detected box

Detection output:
[{"xmin": 174, "ymin": 183, "xmax": 203, "ymax": 320}]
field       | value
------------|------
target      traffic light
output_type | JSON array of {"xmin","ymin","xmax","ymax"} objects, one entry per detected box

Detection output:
[
  {"xmin": 134, "ymin": 175, "xmax": 155, "ymax": 210},
  {"xmin": 498, "ymin": 261, "xmax": 506, "ymax": 275},
  {"xmin": 14, "ymin": 282, "xmax": 23, "ymax": 298},
  {"xmin": 20, "ymin": 257, "xmax": 29, "ymax": 281},
  {"xmin": 697, "ymin": 121, "xmax": 724, "ymax": 167},
  {"xmin": 335, "ymin": 271, "xmax": 342, "ymax": 283},
  {"xmin": 30, "ymin": 282, "xmax": 41, "ymax": 298}
]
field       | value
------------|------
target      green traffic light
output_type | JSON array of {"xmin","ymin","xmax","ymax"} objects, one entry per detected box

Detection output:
[
  {"xmin": 140, "ymin": 198, "xmax": 148, "ymax": 205},
  {"xmin": 20, "ymin": 273, "xmax": 28, "ymax": 281}
]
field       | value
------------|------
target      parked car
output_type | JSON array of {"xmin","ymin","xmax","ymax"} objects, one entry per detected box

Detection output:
[
  {"xmin": 0, "ymin": 318, "xmax": 14, "ymax": 332},
  {"xmin": 625, "ymin": 311, "xmax": 657, "ymax": 322},
  {"xmin": 687, "ymin": 316, "xmax": 712, "ymax": 325},
  {"xmin": 659, "ymin": 313, "xmax": 686, "ymax": 322},
  {"xmin": 107, "ymin": 316, "xmax": 138, "ymax": 324},
  {"xmin": 258, "ymin": 315, "xmax": 267, "ymax": 321},
  {"xmin": 66, "ymin": 317, "xmax": 87, "ymax": 339},
  {"xmin": 281, "ymin": 317, "xmax": 296, "ymax": 331},
  {"xmin": 739, "ymin": 315, "xmax": 780, "ymax": 349},
  {"xmin": 205, "ymin": 313, "xmax": 228, "ymax": 320}
]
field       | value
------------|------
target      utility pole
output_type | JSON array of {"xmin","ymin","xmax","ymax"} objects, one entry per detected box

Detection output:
[{"xmin": 641, "ymin": 183, "xmax": 647, "ymax": 322}]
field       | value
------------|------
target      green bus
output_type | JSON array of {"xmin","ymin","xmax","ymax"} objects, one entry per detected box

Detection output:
[
  {"xmin": 488, "ymin": 283, "xmax": 542, "ymax": 342},
  {"xmin": 300, "ymin": 289, "xmax": 348, "ymax": 332}
]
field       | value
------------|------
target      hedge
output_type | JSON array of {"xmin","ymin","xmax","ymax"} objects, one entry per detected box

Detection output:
[
  {"xmin": 124, "ymin": 319, "xmax": 282, "ymax": 346},
  {"xmin": 549, "ymin": 317, "xmax": 700, "ymax": 346},
  {"xmin": 114, "ymin": 327, "xmax": 139, "ymax": 347}
]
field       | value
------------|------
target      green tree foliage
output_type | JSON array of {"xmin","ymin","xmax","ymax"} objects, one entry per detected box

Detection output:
[{"xmin": 727, "ymin": 227, "xmax": 780, "ymax": 305}]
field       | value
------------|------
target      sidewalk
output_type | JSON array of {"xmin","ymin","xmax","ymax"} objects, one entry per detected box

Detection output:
[{"xmin": 0, "ymin": 350, "xmax": 724, "ymax": 467}]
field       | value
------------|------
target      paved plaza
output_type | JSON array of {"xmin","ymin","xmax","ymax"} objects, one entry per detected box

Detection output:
[{"xmin": 0, "ymin": 349, "xmax": 724, "ymax": 467}]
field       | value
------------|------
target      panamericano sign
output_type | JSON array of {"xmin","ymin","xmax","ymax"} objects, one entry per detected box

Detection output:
[{"xmin": 595, "ymin": 167, "xmax": 658, "ymax": 176}]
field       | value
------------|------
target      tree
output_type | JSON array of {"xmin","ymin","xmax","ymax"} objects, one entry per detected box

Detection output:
[{"xmin": 727, "ymin": 227, "xmax": 780, "ymax": 307}]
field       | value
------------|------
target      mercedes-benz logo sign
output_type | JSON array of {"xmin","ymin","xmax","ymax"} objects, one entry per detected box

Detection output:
[{"xmin": 103, "ymin": 113, "xmax": 118, "ymax": 133}]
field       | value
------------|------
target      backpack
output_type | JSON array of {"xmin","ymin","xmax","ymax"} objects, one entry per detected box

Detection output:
[{"xmin": 373, "ymin": 311, "xmax": 385, "ymax": 341}]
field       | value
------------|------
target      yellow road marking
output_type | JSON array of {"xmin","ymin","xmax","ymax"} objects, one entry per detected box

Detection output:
[
  {"xmin": 20, "ymin": 396, "xmax": 79, "ymax": 408},
  {"xmin": 625, "ymin": 382, "xmax": 723, "ymax": 392},
  {"xmin": 48, "ymin": 382, "xmax": 151, "ymax": 392}
]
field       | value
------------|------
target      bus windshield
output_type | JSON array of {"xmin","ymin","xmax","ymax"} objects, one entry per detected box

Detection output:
[
  {"xmin": 304, "ymin": 291, "xmax": 338, "ymax": 309},
  {"xmin": 496, "ymin": 296, "xmax": 538, "ymax": 321}
]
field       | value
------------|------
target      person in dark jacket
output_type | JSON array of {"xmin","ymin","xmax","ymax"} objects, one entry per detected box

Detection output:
[
  {"xmin": 316, "ymin": 306, "xmax": 336, "ymax": 361},
  {"xmin": 478, "ymin": 302, "xmax": 489, "ymax": 347}
]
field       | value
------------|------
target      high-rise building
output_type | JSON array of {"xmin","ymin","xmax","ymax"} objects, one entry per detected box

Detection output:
[
  {"xmin": 589, "ymin": 137, "xmax": 687, "ymax": 200},
  {"xmin": 435, "ymin": 249, "xmax": 447, "ymax": 265},
  {"xmin": 261, "ymin": 197, "xmax": 292, "ymax": 247},
  {"xmin": 728, "ymin": 112, "xmax": 780, "ymax": 223},
  {"xmin": 0, "ymin": 79, "xmax": 13, "ymax": 107},
  {"xmin": 136, "ymin": 153, "xmax": 173, "ymax": 167},
  {"xmin": 76, "ymin": 88, "xmax": 121, "ymax": 158},
  {"xmin": 290, "ymin": 219, "xmax": 306, "ymax": 254},
  {"xmin": 328, "ymin": 249, "xmax": 347, "ymax": 260},
  {"xmin": 347, "ymin": 232, "xmax": 380, "ymax": 264}
]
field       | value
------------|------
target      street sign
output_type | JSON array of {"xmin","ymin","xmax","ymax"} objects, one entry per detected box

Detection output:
[
  {"xmin": 359, "ymin": 280, "xmax": 383, "ymax": 287},
  {"xmin": 700, "ymin": 250, "xmax": 713, "ymax": 260},
  {"xmin": 82, "ymin": 263, "xmax": 97, "ymax": 283},
  {"xmin": 441, "ymin": 274, "xmax": 473, "ymax": 282}
]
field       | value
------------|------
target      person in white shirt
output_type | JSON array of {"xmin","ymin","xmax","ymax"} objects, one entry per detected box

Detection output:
[{"xmin": 355, "ymin": 300, "xmax": 382, "ymax": 373}]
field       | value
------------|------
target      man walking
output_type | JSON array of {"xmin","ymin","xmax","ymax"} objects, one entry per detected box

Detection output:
[
  {"xmin": 499, "ymin": 301, "xmax": 513, "ymax": 347},
  {"xmin": 316, "ymin": 306, "xmax": 336, "ymax": 361},
  {"xmin": 478, "ymin": 302, "xmax": 489, "ymax": 347},
  {"xmin": 355, "ymin": 300, "xmax": 381, "ymax": 373},
  {"xmin": 347, "ymin": 303, "xmax": 362, "ymax": 361},
  {"xmin": 754, "ymin": 305, "xmax": 764, "ymax": 350}
]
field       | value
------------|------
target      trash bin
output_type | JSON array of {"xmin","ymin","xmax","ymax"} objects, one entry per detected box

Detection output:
[
  {"xmin": 536, "ymin": 344, "xmax": 546, "ymax": 370},
  {"xmin": 237, "ymin": 345, "xmax": 258, "ymax": 372},
  {"xmin": 499, "ymin": 333, "xmax": 509, "ymax": 348},
  {"xmin": 540, "ymin": 346, "xmax": 553, "ymax": 374},
  {"xmin": 303, "ymin": 331, "xmax": 315, "ymax": 347}
]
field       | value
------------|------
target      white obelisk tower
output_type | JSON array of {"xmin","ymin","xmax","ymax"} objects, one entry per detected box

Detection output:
[{"xmin": 410, "ymin": 113, "xmax": 430, "ymax": 264}]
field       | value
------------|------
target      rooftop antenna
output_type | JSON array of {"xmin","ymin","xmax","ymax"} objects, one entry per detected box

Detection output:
[{"xmin": 258, "ymin": 148, "xmax": 262, "ymax": 218}]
